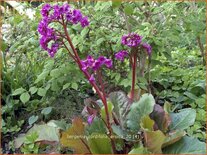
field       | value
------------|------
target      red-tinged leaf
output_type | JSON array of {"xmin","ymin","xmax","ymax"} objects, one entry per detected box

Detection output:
[
  {"xmin": 150, "ymin": 104, "xmax": 171, "ymax": 132},
  {"xmin": 162, "ymin": 130, "xmax": 186, "ymax": 148},
  {"xmin": 60, "ymin": 118, "xmax": 90, "ymax": 154},
  {"xmin": 144, "ymin": 130, "xmax": 166, "ymax": 153}
]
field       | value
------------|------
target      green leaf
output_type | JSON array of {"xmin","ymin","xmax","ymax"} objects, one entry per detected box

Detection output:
[
  {"xmin": 37, "ymin": 88, "xmax": 47, "ymax": 97},
  {"xmin": 12, "ymin": 87, "xmax": 26, "ymax": 96},
  {"xmin": 144, "ymin": 130, "xmax": 166, "ymax": 153},
  {"xmin": 184, "ymin": 91, "xmax": 198, "ymax": 100},
  {"xmin": 164, "ymin": 102, "xmax": 171, "ymax": 113},
  {"xmin": 120, "ymin": 79, "xmax": 131, "ymax": 87},
  {"xmin": 47, "ymin": 120, "xmax": 70, "ymax": 131},
  {"xmin": 112, "ymin": 0, "xmax": 122, "ymax": 8},
  {"xmin": 51, "ymin": 81, "xmax": 60, "ymax": 91},
  {"xmin": 111, "ymin": 125, "xmax": 124, "ymax": 138},
  {"xmin": 15, "ymin": 124, "xmax": 60, "ymax": 148},
  {"xmin": 25, "ymin": 132, "xmax": 39, "ymax": 143},
  {"xmin": 81, "ymin": 27, "xmax": 89, "ymax": 36},
  {"xmin": 162, "ymin": 130, "xmax": 186, "ymax": 148},
  {"xmin": 41, "ymin": 107, "xmax": 52, "ymax": 115},
  {"xmin": 124, "ymin": 4, "xmax": 133, "ymax": 15},
  {"xmin": 101, "ymin": 101, "xmax": 114, "ymax": 122},
  {"xmin": 96, "ymin": 38, "xmax": 105, "ymax": 45},
  {"xmin": 28, "ymin": 115, "xmax": 38, "ymax": 125},
  {"xmin": 115, "ymin": 73, "xmax": 121, "ymax": 82},
  {"xmin": 88, "ymin": 133, "xmax": 112, "ymax": 154},
  {"xmin": 20, "ymin": 92, "xmax": 30, "ymax": 103},
  {"xmin": 71, "ymin": 82, "xmax": 78, "ymax": 90},
  {"xmin": 1, "ymin": 41, "xmax": 8, "ymax": 51},
  {"xmin": 72, "ymin": 36, "xmax": 80, "ymax": 46},
  {"xmin": 29, "ymin": 87, "xmax": 38, "ymax": 95},
  {"xmin": 126, "ymin": 94, "xmax": 155, "ymax": 132},
  {"xmin": 109, "ymin": 91, "xmax": 131, "ymax": 129},
  {"xmin": 163, "ymin": 136, "xmax": 206, "ymax": 154},
  {"xmin": 129, "ymin": 145, "xmax": 150, "ymax": 154},
  {"xmin": 170, "ymin": 108, "xmax": 196, "ymax": 130},
  {"xmin": 140, "ymin": 116, "xmax": 154, "ymax": 131},
  {"xmin": 62, "ymin": 83, "xmax": 70, "ymax": 90},
  {"xmin": 50, "ymin": 68, "xmax": 61, "ymax": 78},
  {"xmin": 86, "ymin": 117, "xmax": 107, "ymax": 134},
  {"xmin": 35, "ymin": 71, "xmax": 49, "ymax": 83}
]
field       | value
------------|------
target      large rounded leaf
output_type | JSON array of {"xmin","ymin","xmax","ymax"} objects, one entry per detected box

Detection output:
[
  {"xmin": 126, "ymin": 94, "xmax": 155, "ymax": 132},
  {"xmin": 169, "ymin": 108, "xmax": 196, "ymax": 130},
  {"xmin": 163, "ymin": 136, "xmax": 206, "ymax": 154}
]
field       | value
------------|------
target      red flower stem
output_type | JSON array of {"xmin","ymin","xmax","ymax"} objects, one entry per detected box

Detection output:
[
  {"xmin": 97, "ymin": 70, "xmax": 107, "ymax": 103},
  {"xmin": 130, "ymin": 52, "xmax": 137, "ymax": 101},
  {"xmin": 61, "ymin": 16, "xmax": 116, "ymax": 153},
  {"xmin": 97, "ymin": 70, "xmax": 116, "ymax": 153}
]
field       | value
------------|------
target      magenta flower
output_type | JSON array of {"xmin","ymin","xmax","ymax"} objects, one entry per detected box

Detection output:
[
  {"xmin": 71, "ymin": 9, "xmax": 83, "ymax": 24},
  {"xmin": 104, "ymin": 58, "xmax": 113, "ymax": 68},
  {"xmin": 142, "ymin": 43, "xmax": 152, "ymax": 55},
  {"xmin": 81, "ymin": 55, "xmax": 113, "ymax": 71},
  {"xmin": 87, "ymin": 115, "xmax": 95, "ymax": 125},
  {"xmin": 89, "ymin": 74, "xmax": 95, "ymax": 82},
  {"xmin": 80, "ymin": 16, "xmax": 89, "ymax": 27},
  {"xmin": 121, "ymin": 33, "xmax": 142, "ymax": 47},
  {"xmin": 38, "ymin": 3, "xmax": 89, "ymax": 57},
  {"xmin": 115, "ymin": 50, "xmax": 128, "ymax": 61},
  {"xmin": 41, "ymin": 4, "xmax": 52, "ymax": 17}
]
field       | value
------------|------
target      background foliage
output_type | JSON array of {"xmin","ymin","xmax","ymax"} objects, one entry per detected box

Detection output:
[{"xmin": 1, "ymin": 1, "xmax": 206, "ymax": 154}]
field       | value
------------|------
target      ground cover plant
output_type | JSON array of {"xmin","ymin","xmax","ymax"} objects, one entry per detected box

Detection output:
[{"xmin": 1, "ymin": 1, "xmax": 206, "ymax": 154}]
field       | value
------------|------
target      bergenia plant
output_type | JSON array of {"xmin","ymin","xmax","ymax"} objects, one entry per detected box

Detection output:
[{"xmin": 37, "ymin": 3, "xmax": 206, "ymax": 154}]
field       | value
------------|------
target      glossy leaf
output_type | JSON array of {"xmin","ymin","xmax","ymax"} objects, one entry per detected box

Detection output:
[
  {"xmin": 126, "ymin": 94, "xmax": 155, "ymax": 132},
  {"xmin": 170, "ymin": 108, "xmax": 196, "ymax": 130},
  {"xmin": 163, "ymin": 136, "xmax": 206, "ymax": 154},
  {"xmin": 143, "ymin": 130, "xmax": 166, "ymax": 153}
]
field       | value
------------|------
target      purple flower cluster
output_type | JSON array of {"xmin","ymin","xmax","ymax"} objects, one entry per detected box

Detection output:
[
  {"xmin": 81, "ymin": 55, "xmax": 113, "ymax": 72},
  {"xmin": 81, "ymin": 55, "xmax": 113, "ymax": 82},
  {"xmin": 121, "ymin": 33, "xmax": 142, "ymax": 47},
  {"xmin": 142, "ymin": 43, "xmax": 152, "ymax": 55},
  {"xmin": 38, "ymin": 3, "xmax": 89, "ymax": 57},
  {"xmin": 40, "ymin": 3, "xmax": 89, "ymax": 27},
  {"xmin": 38, "ymin": 18, "xmax": 59, "ymax": 57},
  {"xmin": 121, "ymin": 32, "xmax": 152, "ymax": 55},
  {"xmin": 115, "ymin": 50, "xmax": 128, "ymax": 61}
]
